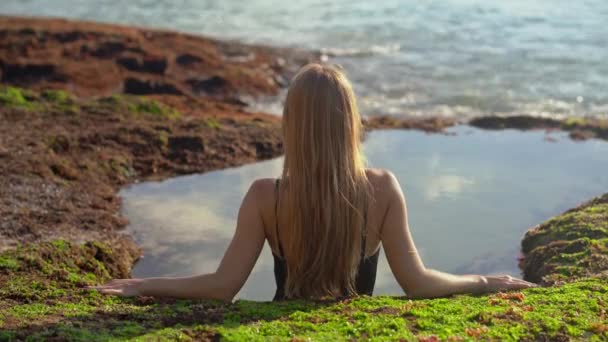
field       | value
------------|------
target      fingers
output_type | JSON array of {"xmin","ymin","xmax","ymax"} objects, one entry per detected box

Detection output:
[
  {"xmin": 508, "ymin": 277, "xmax": 537, "ymax": 286},
  {"xmin": 102, "ymin": 279, "xmax": 131, "ymax": 286},
  {"xmin": 486, "ymin": 275, "xmax": 539, "ymax": 291},
  {"xmin": 85, "ymin": 278, "xmax": 145, "ymax": 298},
  {"xmin": 505, "ymin": 277, "xmax": 538, "ymax": 289},
  {"xmin": 86, "ymin": 282, "xmax": 124, "ymax": 291},
  {"xmin": 91, "ymin": 279, "xmax": 136, "ymax": 287},
  {"xmin": 85, "ymin": 279, "xmax": 135, "ymax": 295},
  {"xmin": 95, "ymin": 288, "xmax": 125, "ymax": 295},
  {"xmin": 87, "ymin": 284, "xmax": 135, "ymax": 296}
]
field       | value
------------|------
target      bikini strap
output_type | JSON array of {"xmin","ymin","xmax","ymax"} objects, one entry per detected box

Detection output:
[
  {"xmin": 274, "ymin": 178, "xmax": 285, "ymax": 257},
  {"xmin": 361, "ymin": 196, "xmax": 369, "ymax": 259}
]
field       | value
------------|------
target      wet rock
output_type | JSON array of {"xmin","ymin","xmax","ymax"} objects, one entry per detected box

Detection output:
[
  {"xmin": 275, "ymin": 57, "xmax": 286, "ymax": 67},
  {"xmin": 469, "ymin": 116, "xmax": 561, "ymax": 130},
  {"xmin": 224, "ymin": 97, "xmax": 248, "ymax": 107},
  {"xmin": 48, "ymin": 135, "xmax": 70, "ymax": 153},
  {"xmin": 187, "ymin": 76, "xmax": 229, "ymax": 95},
  {"xmin": 168, "ymin": 136, "xmax": 205, "ymax": 152},
  {"xmin": 273, "ymin": 74, "xmax": 288, "ymax": 87},
  {"xmin": 223, "ymin": 52, "xmax": 255, "ymax": 63},
  {"xmin": 219, "ymin": 43, "xmax": 256, "ymax": 63},
  {"xmin": 364, "ymin": 116, "xmax": 458, "ymax": 133},
  {"xmin": 176, "ymin": 53, "xmax": 202, "ymax": 66},
  {"xmin": 116, "ymin": 55, "xmax": 168, "ymax": 74},
  {"xmin": 88, "ymin": 237, "xmax": 142, "ymax": 278},
  {"xmin": 0, "ymin": 146, "xmax": 8, "ymax": 158},
  {"xmin": 123, "ymin": 77, "xmax": 183, "ymax": 95},
  {"xmin": 253, "ymin": 141, "xmax": 275, "ymax": 158},
  {"xmin": 53, "ymin": 31, "xmax": 83, "ymax": 43},
  {"xmin": 49, "ymin": 162, "xmax": 79, "ymax": 181},
  {"xmin": 569, "ymin": 129, "xmax": 596, "ymax": 141},
  {"xmin": 115, "ymin": 56, "xmax": 139, "ymax": 70},
  {"xmin": 91, "ymin": 41, "xmax": 127, "ymax": 58},
  {"xmin": 1, "ymin": 62, "xmax": 66, "ymax": 83},
  {"xmin": 17, "ymin": 28, "xmax": 37, "ymax": 36},
  {"xmin": 141, "ymin": 56, "xmax": 168, "ymax": 74},
  {"xmin": 520, "ymin": 193, "xmax": 608, "ymax": 285}
]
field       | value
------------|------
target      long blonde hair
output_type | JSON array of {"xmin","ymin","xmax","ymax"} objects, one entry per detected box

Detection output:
[{"xmin": 277, "ymin": 63, "xmax": 371, "ymax": 299}]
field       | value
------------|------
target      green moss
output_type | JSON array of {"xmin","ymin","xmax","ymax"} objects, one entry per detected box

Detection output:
[
  {"xmin": 41, "ymin": 89, "xmax": 79, "ymax": 114},
  {"xmin": 41, "ymin": 89, "xmax": 70, "ymax": 103},
  {"xmin": 0, "ymin": 86, "xmax": 184, "ymax": 122},
  {"xmin": 1, "ymin": 189, "xmax": 607, "ymax": 341},
  {"xmin": 562, "ymin": 117, "xmax": 586, "ymax": 128},
  {"xmin": 1, "ymin": 240, "xmax": 606, "ymax": 341},
  {"xmin": 131, "ymin": 99, "xmax": 180, "ymax": 119},
  {"xmin": 1, "ymin": 277, "xmax": 67, "ymax": 302},
  {"xmin": 106, "ymin": 156, "xmax": 136, "ymax": 179},
  {"xmin": 561, "ymin": 116, "xmax": 608, "ymax": 130},
  {"xmin": 111, "ymin": 321, "xmax": 146, "ymax": 337},
  {"xmin": 51, "ymin": 239, "xmax": 69, "ymax": 251},
  {"xmin": 521, "ymin": 193, "xmax": 608, "ymax": 284},
  {"xmin": 26, "ymin": 323, "xmax": 113, "ymax": 342},
  {"xmin": 0, "ymin": 240, "xmax": 136, "ymax": 303},
  {"xmin": 0, "ymin": 331, "xmax": 16, "ymax": 341},
  {"xmin": 0, "ymin": 255, "xmax": 19, "ymax": 271},
  {"xmin": 8, "ymin": 303, "xmax": 53, "ymax": 320},
  {"xmin": 0, "ymin": 86, "xmax": 83, "ymax": 114},
  {"xmin": 468, "ymin": 115, "xmax": 608, "ymax": 142},
  {"xmin": 0, "ymin": 86, "xmax": 38, "ymax": 110},
  {"xmin": 203, "ymin": 117, "xmax": 222, "ymax": 129},
  {"xmin": 158, "ymin": 131, "xmax": 169, "ymax": 148},
  {"xmin": 99, "ymin": 95, "xmax": 181, "ymax": 120}
]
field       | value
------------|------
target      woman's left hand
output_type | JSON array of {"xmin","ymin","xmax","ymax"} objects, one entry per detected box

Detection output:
[{"xmin": 88, "ymin": 279, "xmax": 145, "ymax": 297}]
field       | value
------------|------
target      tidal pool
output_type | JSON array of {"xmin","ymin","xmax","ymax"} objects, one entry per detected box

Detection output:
[{"xmin": 120, "ymin": 127, "xmax": 608, "ymax": 300}]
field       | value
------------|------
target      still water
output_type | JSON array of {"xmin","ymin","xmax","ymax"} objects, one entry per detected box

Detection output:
[
  {"xmin": 2, "ymin": 0, "xmax": 607, "ymax": 118},
  {"xmin": 120, "ymin": 128, "xmax": 608, "ymax": 300}
]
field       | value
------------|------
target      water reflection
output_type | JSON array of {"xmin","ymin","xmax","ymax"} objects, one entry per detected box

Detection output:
[{"xmin": 120, "ymin": 127, "xmax": 608, "ymax": 300}]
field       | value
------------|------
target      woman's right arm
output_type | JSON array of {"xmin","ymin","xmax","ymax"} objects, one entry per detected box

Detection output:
[{"xmin": 380, "ymin": 171, "xmax": 536, "ymax": 299}]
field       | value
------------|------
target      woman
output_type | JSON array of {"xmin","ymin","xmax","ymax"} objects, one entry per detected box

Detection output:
[{"xmin": 92, "ymin": 64, "xmax": 536, "ymax": 301}]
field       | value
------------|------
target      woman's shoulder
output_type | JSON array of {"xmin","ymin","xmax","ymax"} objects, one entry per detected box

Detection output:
[
  {"xmin": 248, "ymin": 172, "xmax": 400, "ymax": 198},
  {"xmin": 249, "ymin": 178, "xmax": 279, "ymax": 194},
  {"xmin": 244, "ymin": 178, "xmax": 280, "ymax": 214},
  {"xmin": 365, "ymin": 168, "xmax": 399, "ymax": 188},
  {"xmin": 365, "ymin": 168, "xmax": 403, "ymax": 204}
]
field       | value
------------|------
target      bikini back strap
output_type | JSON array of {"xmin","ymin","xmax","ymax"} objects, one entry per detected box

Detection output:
[{"xmin": 274, "ymin": 178, "xmax": 285, "ymax": 257}]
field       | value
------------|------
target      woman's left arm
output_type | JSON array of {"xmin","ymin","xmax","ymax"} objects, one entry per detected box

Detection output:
[{"xmin": 90, "ymin": 180, "xmax": 268, "ymax": 301}]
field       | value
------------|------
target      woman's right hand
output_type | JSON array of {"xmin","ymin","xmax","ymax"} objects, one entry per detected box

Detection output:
[
  {"xmin": 88, "ymin": 278, "xmax": 145, "ymax": 297},
  {"xmin": 480, "ymin": 275, "xmax": 538, "ymax": 292}
]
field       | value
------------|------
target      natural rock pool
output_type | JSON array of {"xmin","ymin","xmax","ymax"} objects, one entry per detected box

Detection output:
[{"xmin": 120, "ymin": 127, "xmax": 608, "ymax": 300}]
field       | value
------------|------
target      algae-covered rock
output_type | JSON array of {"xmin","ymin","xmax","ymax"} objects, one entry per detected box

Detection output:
[
  {"xmin": 1, "ymin": 239, "xmax": 607, "ymax": 341},
  {"xmin": 521, "ymin": 193, "xmax": 608, "ymax": 285},
  {"xmin": 0, "ymin": 85, "xmax": 284, "ymax": 251},
  {"xmin": 469, "ymin": 115, "xmax": 608, "ymax": 142},
  {"xmin": 0, "ymin": 238, "xmax": 140, "ymax": 303}
]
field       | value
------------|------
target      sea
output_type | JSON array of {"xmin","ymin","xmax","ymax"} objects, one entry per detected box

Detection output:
[{"xmin": 2, "ymin": 0, "xmax": 607, "ymax": 119}]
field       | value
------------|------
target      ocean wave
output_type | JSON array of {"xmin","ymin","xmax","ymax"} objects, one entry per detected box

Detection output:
[
  {"xmin": 359, "ymin": 94, "xmax": 608, "ymax": 120},
  {"xmin": 320, "ymin": 44, "xmax": 401, "ymax": 58}
]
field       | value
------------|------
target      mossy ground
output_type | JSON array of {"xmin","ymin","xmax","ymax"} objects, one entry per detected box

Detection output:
[
  {"xmin": 0, "ymin": 86, "xmax": 39, "ymax": 110},
  {"xmin": 468, "ymin": 115, "xmax": 608, "ymax": 141},
  {"xmin": 0, "ymin": 86, "xmax": 181, "ymax": 120},
  {"xmin": 521, "ymin": 193, "xmax": 608, "ymax": 285},
  {"xmin": 0, "ymin": 240, "xmax": 606, "ymax": 341},
  {"xmin": 1, "ymin": 86, "xmax": 607, "ymax": 340},
  {"xmin": 97, "ymin": 95, "xmax": 181, "ymax": 120}
]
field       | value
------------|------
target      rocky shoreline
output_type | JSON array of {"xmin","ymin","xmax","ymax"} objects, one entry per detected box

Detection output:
[{"xmin": 1, "ymin": 16, "xmax": 607, "ymax": 341}]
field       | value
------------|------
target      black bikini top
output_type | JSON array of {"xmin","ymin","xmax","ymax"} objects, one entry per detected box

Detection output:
[{"xmin": 271, "ymin": 179, "xmax": 379, "ymax": 301}]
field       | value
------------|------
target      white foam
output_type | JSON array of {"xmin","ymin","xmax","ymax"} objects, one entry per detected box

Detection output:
[{"xmin": 320, "ymin": 43, "xmax": 401, "ymax": 58}]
